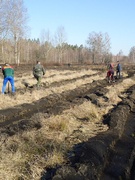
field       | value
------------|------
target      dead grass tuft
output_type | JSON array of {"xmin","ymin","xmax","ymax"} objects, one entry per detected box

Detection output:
[
  {"xmin": 70, "ymin": 101, "xmax": 100, "ymax": 122},
  {"xmin": 48, "ymin": 117, "xmax": 69, "ymax": 131}
]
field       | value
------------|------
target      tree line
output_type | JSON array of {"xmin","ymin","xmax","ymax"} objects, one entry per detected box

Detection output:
[{"xmin": 0, "ymin": 0, "xmax": 133, "ymax": 66}]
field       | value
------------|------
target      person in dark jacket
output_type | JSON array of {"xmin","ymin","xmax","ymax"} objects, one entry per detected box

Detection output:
[
  {"xmin": 116, "ymin": 61, "xmax": 122, "ymax": 79},
  {"xmin": 2, "ymin": 63, "xmax": 15, "ymax": 94},
  {"xmin": 33, "ymin": 61, "xmax": 45, "ymax": 87}
]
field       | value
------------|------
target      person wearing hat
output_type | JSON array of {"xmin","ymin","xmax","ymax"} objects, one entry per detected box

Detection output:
[
  {"xmin": 33, "ymin": 61, "xmax": 45, "ymax": 88},
  {"xmin": 1, "ymin": 63, "xmax": 15, "ymax": 94},
  {"xmin": 116, "ymin": 61, "xmax": 122, "ymax": 79}
]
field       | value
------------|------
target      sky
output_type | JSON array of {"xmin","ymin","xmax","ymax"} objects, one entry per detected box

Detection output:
[{"xmin": 23, "ymin": 0, "xmax": 135, "ymax": 56}]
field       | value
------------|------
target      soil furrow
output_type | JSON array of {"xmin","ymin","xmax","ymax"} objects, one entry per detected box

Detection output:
[
  {"xmin": 20, "ymin": 71, "xmax": 100, "ymax": 91},
  {"xmin": 0, "ymin": 73, "xmax": 132, "ymax": 135},
  {"xmin": 50, "ymin": 85, "xmax": 135, "ymax": 180},
  {"xmin": 0, "ymin": 78, "xmax": 108, "ymax": 132},
  {"xmin": 102, "ymin": 121, "xmax": 135, "ymax": 179}
]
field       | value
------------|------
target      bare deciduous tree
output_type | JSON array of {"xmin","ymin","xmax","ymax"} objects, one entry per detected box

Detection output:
[
  {"xmin": 86, "ymin": 32, "xmax": 111, "ymax": 64},
  {"xmin": 116, "ymin": 50, "xmax": 123, "ymax": 62},
  {"xmin": 54, "ymin": 26, "xmax": 67, "ymax": 63},
  {"xmin": 129, "ymin": 46, "xmax": 135, "ymax": 63},
  {"xmin": 5, "ymin": 0, "xmax": 28, "ymax": 65},
  {"xmin": 0, "ymin": 1, "xmax": 10, "ymax": 40},
  {"xmin": 40, "ymin": 29, "xmax": 53, "ymax": 62}
]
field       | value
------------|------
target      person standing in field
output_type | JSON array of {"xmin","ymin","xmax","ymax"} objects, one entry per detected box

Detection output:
[
  {"xmin": 106, "ymin": 62, "xmax": 115, "ymax": 83},
  {"xmin": 1, "ymin": 63, "xmax": 15, "ymax": 94},
  {"xmin": 33, "ymin": 61, "xmax": 45, "ymax": 88},
  {"xmin": 116, "ymin": 60, "xmax": 122, "ymax": 79}
]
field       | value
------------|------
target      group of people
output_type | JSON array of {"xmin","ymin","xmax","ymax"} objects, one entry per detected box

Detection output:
[
  {"xmin": 1, "ymin": 61, "xmax": 45, "ymax": 94},
  {"xmin": 107, "ymin": 61, "xmax": 122, "ymax": 83},
  {"xmin": 1, "ymin": 60, "xmax": 121, "ymax": 94}
]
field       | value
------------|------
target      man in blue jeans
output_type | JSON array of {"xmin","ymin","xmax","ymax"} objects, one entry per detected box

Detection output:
[{"xmin": 2, "ymin": 63, "xmax": 15, "ymax": 94}]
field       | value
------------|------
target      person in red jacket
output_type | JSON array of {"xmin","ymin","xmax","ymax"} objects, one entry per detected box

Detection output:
[
  {"xmin": 107, "ymin": 69, "xmax": 114, "ymax": 83},
  {"xmin": 2, "ymin": 63, "xmax": 15, "ymax": 94}
]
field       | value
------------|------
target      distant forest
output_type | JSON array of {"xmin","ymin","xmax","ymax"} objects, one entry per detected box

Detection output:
[{"xmin": 0, "ymin": 0, "xmax": 135, "ymax": 65}]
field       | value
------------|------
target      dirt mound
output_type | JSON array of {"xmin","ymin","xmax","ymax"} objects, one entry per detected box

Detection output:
[{"xmin": 51, "ymin": 85, "xmax": 135, "ymax": 180}]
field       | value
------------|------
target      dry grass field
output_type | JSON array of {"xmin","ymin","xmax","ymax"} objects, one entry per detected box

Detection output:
[{"xmin": 0, "ymin": 64, "xmax": 135, "ymax": 180}]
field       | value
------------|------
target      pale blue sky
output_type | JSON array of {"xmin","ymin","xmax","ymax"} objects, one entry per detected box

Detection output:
[{"xmin": 24, "ymin": 0, "xmax": 135, "ymax": 55}]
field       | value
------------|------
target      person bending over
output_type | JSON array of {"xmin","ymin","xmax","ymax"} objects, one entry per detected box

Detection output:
[
  {"xmin": 107, "ymin": 69, "xmax": 114, "ymax": 83},
  {"xmin": 2, "ymin": 63, "xmax": 15, "ymax": 94}
]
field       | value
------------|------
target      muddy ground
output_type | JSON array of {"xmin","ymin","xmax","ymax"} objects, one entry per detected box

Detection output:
[{"xmin": 0, "ymin": 64, "xmax": 135, "ymax": 180}]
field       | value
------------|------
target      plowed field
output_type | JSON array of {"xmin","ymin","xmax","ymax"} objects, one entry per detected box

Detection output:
[{"xmin": 0, "ymin": 64, "xmax": 135, "ymax": 180}]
